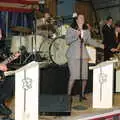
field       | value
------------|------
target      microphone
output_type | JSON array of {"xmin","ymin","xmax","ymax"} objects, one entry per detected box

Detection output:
[
  {"xmin": 80, "ymin": 29, "xmax": 84, "ymax": 39},
  {"xmin": 78, "ymin": 29, "xmax": 84, "ymax": 43}
]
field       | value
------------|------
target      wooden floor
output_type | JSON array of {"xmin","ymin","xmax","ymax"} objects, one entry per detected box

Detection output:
[{"xmin": 2, "ymin": 93, "xmax": 120, "ymax": 120}]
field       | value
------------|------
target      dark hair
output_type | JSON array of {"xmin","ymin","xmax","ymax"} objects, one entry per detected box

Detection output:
[
  {"xmin": 70, "ymin": 15, "xmax": 88, "ymax": 30},
  {"xmin": 106, "ymin": 16, "xmax": 113, "ymax": 21},
  {"xmin": 70, "ymin": 17, "xmax": 78, "ymax": 29}
]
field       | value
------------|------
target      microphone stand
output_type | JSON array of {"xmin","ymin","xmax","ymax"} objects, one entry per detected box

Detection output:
[
  {"xmin": 73, "ymin": 35, "xmax": 88, "ymax": 110},
  {"xmin": 79, "ymin": 37, "xmax": 83, "ymax": 100}
]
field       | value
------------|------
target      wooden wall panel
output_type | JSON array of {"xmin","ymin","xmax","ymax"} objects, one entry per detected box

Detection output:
[
  {"xmin": 75, "ymin": 1, "xmax": 96, "ymax": 26},
  {"xmin": 46, "ymin": 0, "xmax": 57, "ymax": 16}
]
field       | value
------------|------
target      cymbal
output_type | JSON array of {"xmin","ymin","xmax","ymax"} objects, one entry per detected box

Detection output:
[
  {"xmin": 37, "ymin": 24, "xmax": 56, "ymax": 33},
  {"xmin": 11, "ymin": 26, "xmax": 32, "ymax": 33}
]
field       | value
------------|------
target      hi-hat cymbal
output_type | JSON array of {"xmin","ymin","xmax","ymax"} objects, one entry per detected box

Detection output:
[{"xmin": 11, "ymin": 26, "xmax": 32, "ymax": 33}]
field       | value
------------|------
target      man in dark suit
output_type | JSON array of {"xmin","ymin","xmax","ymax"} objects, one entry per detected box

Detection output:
[{"xmin": 102, "ymin": 16, "xmax": 118, "ymax": 61}]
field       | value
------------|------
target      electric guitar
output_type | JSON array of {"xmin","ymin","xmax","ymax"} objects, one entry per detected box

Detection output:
[{"xmin": 0, "ymin": 52, "xmax": 21, "ymax": 81}]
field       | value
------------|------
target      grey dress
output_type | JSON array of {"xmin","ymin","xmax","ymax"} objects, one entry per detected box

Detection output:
[{"xmin": 66, "ymin": 27, "xmax": 101, "ymax": 80}]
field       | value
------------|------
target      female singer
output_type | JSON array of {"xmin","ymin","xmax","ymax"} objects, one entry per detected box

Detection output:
[{"xmin": 66, "ymin": 13, "xmax": 104, "ymax": 101}]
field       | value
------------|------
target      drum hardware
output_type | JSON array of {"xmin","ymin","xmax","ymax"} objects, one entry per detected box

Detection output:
[
  {"xmin": 11, "ymin": 36, "xmax": 45, "ymax": 64},
  {"xmin": 11, "ymin": 26, "xmax": 32, "ymax": 64},
  {"xmin": 23, "ymin": 9, "xmax": 43, "ymax": 63},
  {"xmin": 22, "ymin": 34, "xmax": 42, "ymax": 64}
]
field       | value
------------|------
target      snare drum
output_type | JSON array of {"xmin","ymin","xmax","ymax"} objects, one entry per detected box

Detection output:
[{"xmin": 56, "ymin": 24, "xmax": 69, "ymax": 36}]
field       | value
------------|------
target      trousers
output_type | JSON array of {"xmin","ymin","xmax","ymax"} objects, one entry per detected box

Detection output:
[{"xmin": 0, "ymin": 75, "xmax": 15, "ymax": 103}]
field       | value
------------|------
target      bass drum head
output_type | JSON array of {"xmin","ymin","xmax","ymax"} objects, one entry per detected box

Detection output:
[{"xmin": 49, "ymin": 37, "xmax": 69, "ymax": 65}]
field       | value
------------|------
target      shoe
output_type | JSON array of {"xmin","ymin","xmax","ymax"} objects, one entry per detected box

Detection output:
[{"xmin": 0, "ymin": 104, "xmax": 12, "ymax": 116}]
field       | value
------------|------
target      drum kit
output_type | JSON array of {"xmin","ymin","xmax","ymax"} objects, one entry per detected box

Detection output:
[{"xmin": 10, "ymin": 11, "xmax": 69, "ymax": 65}]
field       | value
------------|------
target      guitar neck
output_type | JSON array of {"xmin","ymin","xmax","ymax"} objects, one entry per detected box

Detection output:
[{"xmin": 1, "ymin": 54, "xmax": 18, "ymax": 65}]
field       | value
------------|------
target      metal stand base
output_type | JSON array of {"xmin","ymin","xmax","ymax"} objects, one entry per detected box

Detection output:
[{"xmin": 23, "ymin": 52, "xmax": 41, "ymax": 64}]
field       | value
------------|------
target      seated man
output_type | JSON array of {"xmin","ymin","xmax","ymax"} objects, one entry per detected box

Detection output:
[{"xmin": 0, "ymin": 64, "xmax": 14, "ymax": 120}]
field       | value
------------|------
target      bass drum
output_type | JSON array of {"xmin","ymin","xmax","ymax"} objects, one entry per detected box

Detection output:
[{"xmin": 49, "ymin": 37, "xmax": 69, "ymax": 65}]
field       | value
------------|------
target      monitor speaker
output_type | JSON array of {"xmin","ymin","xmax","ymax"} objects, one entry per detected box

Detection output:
[{"xmin": 39, "ymin": 94, "xmax": 71, "ymax": 115}]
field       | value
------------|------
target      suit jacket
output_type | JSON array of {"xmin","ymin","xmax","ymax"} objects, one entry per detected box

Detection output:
[
  {"xmin": 65, "ymin": 27, "xmax": 101, "ymax": 59},
  {"xmin": 102, "ymin": 24, "xmax": 116, "ymax": 51}
]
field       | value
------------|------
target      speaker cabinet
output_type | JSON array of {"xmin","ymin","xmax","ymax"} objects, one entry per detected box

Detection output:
[
  {"xmin": 39, "ymin": 64, "xmax": 71, "ymax": 114},
  {"xmin": 40, "ymin": 64, "xmax": 69, "ymax": 94},
  {"xmin": 39, "ymin": 95, "xmax": 71, "ymax": 114}
]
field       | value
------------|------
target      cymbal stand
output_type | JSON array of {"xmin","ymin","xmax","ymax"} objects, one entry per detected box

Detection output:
[
  {"xmin": 23, "ymin": 33, "xmax": 35, "ymax": 64},
  {"xmin": 23, "ymin": 11, "xmax": 40, "ymax": 64},
  {"xmin": 19, "ymin": 32, "xmax": 23, "ymax": 64}
]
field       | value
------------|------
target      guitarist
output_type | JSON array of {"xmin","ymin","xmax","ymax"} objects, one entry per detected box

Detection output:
[
  {"xmin": 0, "ymin": 64, "xmax": 12, "ymax": 116},
  {"xmin": 0, "ymin": 52, "xmax": 20, "ymax": 118}
]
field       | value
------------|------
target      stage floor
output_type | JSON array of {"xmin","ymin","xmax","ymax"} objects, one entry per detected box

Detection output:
[
  {"xmin": 39, "ymin": 93, "xmax": 120, "ymax": 120},
  {"xmin": 3, "ymin": 93, "xmax": 120, "ymax": 120}
]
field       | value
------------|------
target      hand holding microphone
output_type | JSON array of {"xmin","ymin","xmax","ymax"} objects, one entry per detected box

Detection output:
[
  {"xmin": 76, "ymin": 29, "xmax": 81, "ymax": 37},
  {"xmin": 76, "ymin": 29, "xmax": 84, "ymax": 39}
]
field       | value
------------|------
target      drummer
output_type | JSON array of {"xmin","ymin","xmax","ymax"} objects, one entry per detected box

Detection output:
[{"xmin": 36, "ymin": 8, "xmax": 56, "ymax": 38}]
